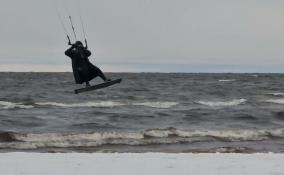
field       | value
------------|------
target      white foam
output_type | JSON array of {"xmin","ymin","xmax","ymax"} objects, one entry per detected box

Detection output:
[
  {"xmin": 36, "ymin": 101, "xmax": 125, "ymax": 108},
  {"xmin": 144, "ymin": 128, "xmax": 284, "ymax": 141},
  {"xmin": 36, "ymin": 101, "xmax": 178, "ymax": 109},
  {"xmin": 186, "ymin": 130, "xmax": 274, "ymax": 141},
  {"xmin": 265, "ymin": 99, "xmax": 284, "ymax": 104},
  {"xmin": 14, "ymin": 132, "xmax": 143, "ymax": 143},
  {"xmin": 0, "ymin": 101, "xmax": 33, "ymax": 109},
  {"xmin": 196, "ymin": 99, "xmax": 247, "ymax": 107},
  {"xmin": 133, "ymin": 102, "xmax": 178, "ymax": 108},
  {"xmin": 6, "ymin": 132, "xmax": 145, "ymax": 149},
  {"xmin": 218, "ymin": 79, "xmax": 235, "ymax": 82},
  {"xmin": 144, "ymin": 128, "xmax": 177, "ymax": 138},
  {"xmin": 1, "ymin": 128, "xmax": 284, "ymax": 149}
]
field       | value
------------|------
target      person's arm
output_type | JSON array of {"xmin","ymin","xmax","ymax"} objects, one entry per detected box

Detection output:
[
  {"xmin": 65, "ymin": 36, "xmax": 76, "ymax": 57},
  {"xmin": 84, "ymin": 49, "xmax": 91, "ymax": 57},
  {"xmin": 65, "ymin": 45, "xmax": 76, "ymax": 57}
]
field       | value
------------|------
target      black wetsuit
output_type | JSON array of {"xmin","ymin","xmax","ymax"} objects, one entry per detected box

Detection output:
[{"xmin": 65, "ymin": 45, "xmax": 107, "ymax": 84}]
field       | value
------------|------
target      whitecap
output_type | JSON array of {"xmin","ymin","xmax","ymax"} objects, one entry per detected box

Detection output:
[
  {"xmin": 36, "ymin": 101, "xmax": 125, "ymax": 108},
  {"xmin": 133, "ymin": 102, "xmax": 178, "ymax": 109},
  {"xmin": 144, "ymin": 128, "xmax": 177, "ymax": 138},
  {"xmin": 218, "ymin": 79, "xmax": 235, "ymax": 82},
  {"xmin": 265, "ymin": 99, "xmax": 284, "ymax": 104},
  {"xmin": 14, "ymin": 132, "xmax": 144, "ymax": 143},
  {"xmin": 143, "ymin": 128, "xmax": 284, "ymax": 141},
  {"xmin": 36, "ymin": 101, "xmax": 179, "ymax": 109},
  {"xmin": 1, "ymin": 128, "xmax": 284, "ymax": 149},
  {"xmin": 4, "ymin": 132, "xmax": 145, "ymax": 149},
  {"xmin": 0, "ymin": 101, "xmax": 33, "ymax": 109},
  {"xmin": 196, "ymin": 99, "xmax": 247, "ymax": 107}
]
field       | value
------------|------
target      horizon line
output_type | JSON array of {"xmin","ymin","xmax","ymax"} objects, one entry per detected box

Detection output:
[
  {"xmin": 0, "ymin": 71, "xmax": 283, "ymax": 74},
  {"xmin": 0, "ymin": 63, "xmax": 284, "ymax": 73}
]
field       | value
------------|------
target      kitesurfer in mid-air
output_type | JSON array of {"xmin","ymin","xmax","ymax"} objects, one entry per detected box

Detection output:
[{"xmin": 65, "ymin": 40, "xmax": 110, "ymax": 87}]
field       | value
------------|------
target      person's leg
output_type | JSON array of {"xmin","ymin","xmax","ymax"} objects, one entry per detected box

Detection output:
[
  {"xmin": 96, "ymin": 68, "xmax": 109, "ymax": 81},
  {"xmin": 87, "ymin": 64, "xmax": 110, "ymax": 82},
  {"xmin": 85, "ymin": 81, "xmax": 91, "ymax": 87}
]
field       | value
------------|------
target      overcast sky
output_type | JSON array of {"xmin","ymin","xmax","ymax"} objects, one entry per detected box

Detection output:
[{"xmin": 1, "ymin": 0, "xmax": 284, "ymax": 72}]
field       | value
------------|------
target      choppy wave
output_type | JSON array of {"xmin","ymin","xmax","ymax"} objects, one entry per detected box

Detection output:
[
  {"xmin": 143, "ymin": 128, "xmax": 284, "ymax": 141},
  {"xmin": 0, "ymin": 101, "xmax": 33, "ymax": 109},
  {"xmin": 36, "ymin": 101, "xmax": 178, "ymax": 109},
  {"xmin": 36, "ymin": 101, "xmax": 124, "ymax": 108},
  {"xmin": 266, "ymin": 93, "xmax": 284, "ymax": 96},
  {"xmin": 213, "ymin": 147, "xmax": 252, "ymax": 153},
  {"xmin": 196, "ymin": 99, "xmax": 247, "ymax": 107},
  {"xmin": 0, "ymin": 100, "xmax": 178, "ymax": 109},
  {"xmin": 265, "ymin": 99, "xmax": 284, "ymax": 104},
  {"xmin": 218, "ymin": 79, "xmax": 235, "ymax": 82},
  {"xmin": 133, "ymin": 102, "xmax": 178, "ymax": 108},
  {"xmin": 0, "ymin": 128, "xmax": 283, "ymax": 150},
  {"xmin": 273, "ymin": 111, "xmax": 284, "ymax": 120}
]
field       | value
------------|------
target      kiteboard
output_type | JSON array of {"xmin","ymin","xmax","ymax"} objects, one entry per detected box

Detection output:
[{"xmin": 74, "ymin": 78, "xmax": 122, "ymax": 94}]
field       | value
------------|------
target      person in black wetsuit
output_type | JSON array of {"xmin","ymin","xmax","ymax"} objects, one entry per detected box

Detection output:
[{"xmin": 65, "ymin": 41, "xmax": 110, "ymax": 87}]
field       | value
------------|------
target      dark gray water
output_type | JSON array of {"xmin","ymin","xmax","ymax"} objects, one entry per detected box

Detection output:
[{"xmin": 1, "ymin": 72, "xmax": 284, "ymax": 153}]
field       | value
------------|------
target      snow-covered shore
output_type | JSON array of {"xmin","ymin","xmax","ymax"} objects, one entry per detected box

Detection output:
[{"xmin": 0, "ymin": 153, "xmax": 284, "ymax": 175}]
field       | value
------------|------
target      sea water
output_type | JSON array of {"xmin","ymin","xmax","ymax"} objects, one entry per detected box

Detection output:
[{"xmin": 0, "ymin": 73, "xmax": 284, "ymax": 153}]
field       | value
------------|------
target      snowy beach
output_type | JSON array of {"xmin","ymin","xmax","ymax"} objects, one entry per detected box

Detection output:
[{"xmin": 0, "ymin": 153, "xmax": 284, "ymax": 175}]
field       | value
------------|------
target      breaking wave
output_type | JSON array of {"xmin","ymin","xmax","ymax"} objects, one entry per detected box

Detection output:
[
  {"xmin": 218, "ymin": 79, "xmax": 235, "ymax": 82},
  {"xmin": 265, "ymin": 99, "xmax": 284, "ymax": 105},
  {"xmin": 36, "ymin": 101, "xmax": 178, "ymax": 109},
  {"xmin": 196, "ymin": 99, "xmax": 247, "ymax": 107},
  {"xmin": 0, "ymin": 101, "xmax": 33, "ymax": 109},
  {"xmin": 0, "ymin": 100, "xmax": 178, "ymax": 109},
  {"xmin": 0, "ymin": 128, "xmax": 283, "ymax": 150},
  {"xmin": 133, "ymin": 102, "xmax": 178, "ymax": 108},
  {"xmin": 36, "ymin": 101, "xmax": 124, "ymax": 108},
  {"xmin": 35, "ymin": 101, "xmax": 178, "ymax": 109}
]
